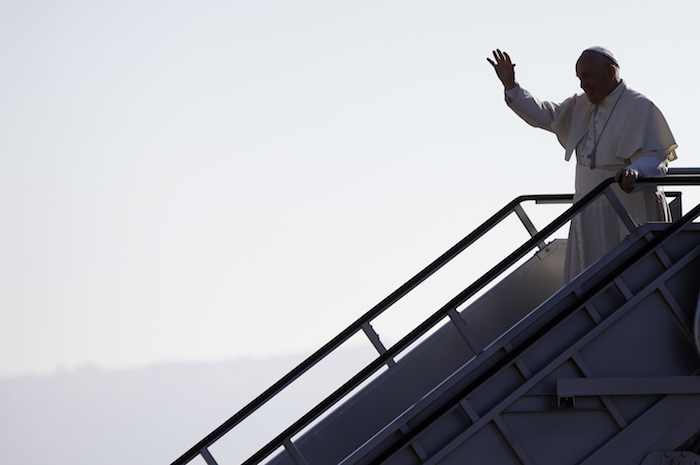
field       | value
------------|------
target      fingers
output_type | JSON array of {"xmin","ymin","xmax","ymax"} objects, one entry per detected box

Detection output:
[
  {"xmin": 486, "ymin": 49, "xmax": 511, "ymax": 66},
  {"xmin": 502, "ymin": 50, "xmax": 512, "ymax": 65},
  {"xmin": 488, "ymin": 49, "xmax": 510, "ymax": 66},
  {"xmin": 615, "ymin": 168, "xmax": 639, "ymax": 193}
]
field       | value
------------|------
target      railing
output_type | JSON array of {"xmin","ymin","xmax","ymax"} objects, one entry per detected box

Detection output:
[
  {"xmin": 368, "ymin": 175, "xmax": 700, "ymax": 465},
  {"xmin": 171, "ymin": 169, "xmax": 700, "ymax": 465}
]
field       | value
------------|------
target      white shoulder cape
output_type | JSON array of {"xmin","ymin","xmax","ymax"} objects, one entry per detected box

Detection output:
[{"xmin": 549, "ymin": 81, "xmax": 677, "ymax": 165}]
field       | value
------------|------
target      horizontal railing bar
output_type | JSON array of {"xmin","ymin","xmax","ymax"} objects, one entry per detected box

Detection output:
[
  {"xmin": 535, "ymin": 194, "xmax": 574, "ymax": 204},
  {"xmin": 637, "ymin": 175, "xmax": 700, "ymax": 185},
  {"xmin": 668, "ymin": 168, "xmax": 700, "ymax": 175}
]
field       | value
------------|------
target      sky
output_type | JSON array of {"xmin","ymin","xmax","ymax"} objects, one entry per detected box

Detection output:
[{"xmin": 2, "ymin": 0, "xmax": 700, "ymax": 378}]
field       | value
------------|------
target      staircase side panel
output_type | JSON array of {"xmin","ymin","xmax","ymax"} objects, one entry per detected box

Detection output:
[
  {"xmin": 267, "ymin": 241, "xmax": 568, "ymax": 465},
  {"xmin": 425, "ymin": 227, "xmax": 700, "ymax": 465}
]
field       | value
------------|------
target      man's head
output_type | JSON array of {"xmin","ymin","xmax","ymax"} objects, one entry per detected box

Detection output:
[{"xmin": 576, "ymin": 47, "xmax": 621, "ymax": 105}]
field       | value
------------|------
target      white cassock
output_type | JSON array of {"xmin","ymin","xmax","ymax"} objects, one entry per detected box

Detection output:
[{"xmin": 504, "ymin": 80, "xmax": 678, "ymax": 283}]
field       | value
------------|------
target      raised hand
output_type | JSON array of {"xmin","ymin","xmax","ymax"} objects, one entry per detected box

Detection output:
[{"xmin": 487, "ymin": 49, "xmax": 517, "ymax": 90}]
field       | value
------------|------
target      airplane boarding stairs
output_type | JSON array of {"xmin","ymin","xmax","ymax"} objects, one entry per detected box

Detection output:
[{"xmin": 172, "ymin": 170, "xmax": 700, "ymax": 465}]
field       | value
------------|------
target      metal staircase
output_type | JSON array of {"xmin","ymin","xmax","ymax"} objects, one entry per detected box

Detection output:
[{"xmin": 171, "ymin": 170, "xmax": 700, "ymax": 465}]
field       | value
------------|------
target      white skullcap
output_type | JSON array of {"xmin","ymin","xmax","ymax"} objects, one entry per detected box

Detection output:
[{"xmin": 583, "ymin": 46, "xmax": 619, "ymax": 67}]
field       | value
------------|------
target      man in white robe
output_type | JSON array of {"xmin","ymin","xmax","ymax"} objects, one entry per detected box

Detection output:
[{"xmin": 487, "ymin": 47, "xmax": 678, "ymax": 282}]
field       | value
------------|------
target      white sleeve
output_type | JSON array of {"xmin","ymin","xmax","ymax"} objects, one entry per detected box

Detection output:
[
  {"xmin": 627, "ymin": 152, "xmax": 669, "ymax": 177},
  {"xmin": 504, "ymin": 84, "xmax": 558, "ymax": 131}
]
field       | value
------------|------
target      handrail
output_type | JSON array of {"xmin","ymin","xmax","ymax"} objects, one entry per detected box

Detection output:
[
  {"xmin": 170, "ymin": 193, "xmax": 576, "ymax": 465},
  {"xmin": 668, "ymin": 168, "xmax": 700, "ymax": 175},
  {"xmin": 171, "ymin": 173, "xmax": 700, "ymax": 465},
  {"xmin": 368, "ymin": 182, "xmax": 700, "ymax": 465}
]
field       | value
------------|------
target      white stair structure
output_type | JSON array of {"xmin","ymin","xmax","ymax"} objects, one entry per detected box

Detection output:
[{"xmin": 171, "ymin": 171, "xmax": 700, "ymax": 465}]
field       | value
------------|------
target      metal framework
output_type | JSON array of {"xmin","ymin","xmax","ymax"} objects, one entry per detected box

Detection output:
[{"xmin": 170, "ymin": 170, "xmax": 700, "ymax": 465}]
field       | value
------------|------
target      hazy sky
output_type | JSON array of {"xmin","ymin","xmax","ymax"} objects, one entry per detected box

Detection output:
[{"xmin": 2, "ymin": 0, "xmax": 699, "ymax": 377}]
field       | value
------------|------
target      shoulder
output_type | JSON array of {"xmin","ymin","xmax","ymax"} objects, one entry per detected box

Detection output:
[
  {"xmin": 620, "ymin": 82, "xmax": 659, "ymax": 109},
  {"xmin": 565, "ymin": 92, "xmax": 593, "ymax": 113}
]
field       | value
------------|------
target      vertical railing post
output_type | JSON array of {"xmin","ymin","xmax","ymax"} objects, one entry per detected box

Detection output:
[
  {"xmin": 362, "ymin": 322, "xmax": 396, "ymax": 367},
  {"xmin": 513, "ymin": 204, "xmax": 546, "ymax": 250},
  {"xmin": 447, "ymin": 308, "xmax": 482, "ymax": 354},
  {"xmin": 200, "ymin": 448, "xmax": 218, "ymax": 465},
  {"xmin": 283, "ymin": 438, "xmax": 310, "ymax": 465},
  {"xmin": 604, "ymin": 185, "xmax": 638, "ymax": 232}
]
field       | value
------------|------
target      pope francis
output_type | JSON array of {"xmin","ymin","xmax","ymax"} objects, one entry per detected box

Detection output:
[{"xmin": 488, "ymin": 47, "xmax": 678, "ymax": 283}]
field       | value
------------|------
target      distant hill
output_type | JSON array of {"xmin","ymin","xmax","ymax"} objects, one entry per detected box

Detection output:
[{"xmin": 0, "ymin": 346, "xmax": 373, "ymax": 465}]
